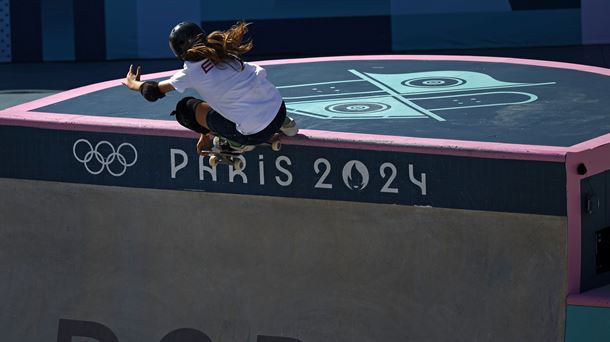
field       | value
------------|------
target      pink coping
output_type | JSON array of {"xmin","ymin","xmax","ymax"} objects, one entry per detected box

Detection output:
[
  {"xmin": 568, "ymin": 285, "xmax": 610, "ymax": 308},
  {"xmin": 3, "ymin": 55, "xmax": 610, "ymax": 297},
  {"xmin": 0, "ymin": 108, "xmax": 567, "ymax": 161}
]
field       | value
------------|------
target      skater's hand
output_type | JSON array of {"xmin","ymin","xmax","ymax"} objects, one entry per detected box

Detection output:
[
  {"xmin": 122, "ymin": 64, "xmax": 143, "ymax": 91},
  {"xmin": 197, "ymin": 133, "xmax": 211, "ymax": 156}
]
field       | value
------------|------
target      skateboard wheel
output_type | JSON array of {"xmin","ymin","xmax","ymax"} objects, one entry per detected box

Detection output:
[
  {"xmin": 233, "ymin": 158, "xmax": 244, "ymax": 171},
  {"xmin": 212, "ymin": 136, "xmax": 222, "ymax": 148},
  {"xmin": 209, "ymin": 155, "xmax": 219, "ymax": 168},
  {"xmin": 271, "ymin": 140, "xmax": 282, "ymax": 151}
]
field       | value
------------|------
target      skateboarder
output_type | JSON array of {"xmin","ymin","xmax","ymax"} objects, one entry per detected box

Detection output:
[{"xmin": 123, "ymin": 21, "xmax": 297, "ymax": 155}]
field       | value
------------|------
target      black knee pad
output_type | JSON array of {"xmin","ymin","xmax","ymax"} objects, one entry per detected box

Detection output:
[{"xmin": 170, "ymin": 97, "xmax": 209, "ymax": 134}]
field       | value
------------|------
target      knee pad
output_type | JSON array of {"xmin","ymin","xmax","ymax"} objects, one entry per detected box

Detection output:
[{"xmin": 170, "ymin": 97, "xmax": 209, "ymax": 134}]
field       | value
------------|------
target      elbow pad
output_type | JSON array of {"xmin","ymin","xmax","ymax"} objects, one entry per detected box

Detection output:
[{"xmin": 139, "ymin": 81, "xmax": 166, "ymax": 102}]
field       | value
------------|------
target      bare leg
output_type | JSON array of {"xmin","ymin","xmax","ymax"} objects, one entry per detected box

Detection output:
[{"xmin": 194, "ymin": 102, "xmax": 212, "ymax": 131}]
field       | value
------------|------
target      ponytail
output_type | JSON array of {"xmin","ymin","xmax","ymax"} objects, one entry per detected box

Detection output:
[{"xmin": 183, "ymin": 21, "xmax": 253, "ymax": 69}]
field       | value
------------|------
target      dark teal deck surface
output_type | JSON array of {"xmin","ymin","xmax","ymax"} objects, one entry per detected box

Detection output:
[{"xmin": 35, "ymin": 59, "xmax": 610, "ymax": 147}]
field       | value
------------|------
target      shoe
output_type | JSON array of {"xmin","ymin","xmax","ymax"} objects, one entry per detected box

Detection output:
[
  {"xmin": 280, "ymin": 116, "xmax": 298, "ymax": 137},
  {"xmin": 228, "ymin": 142, "xmax": 255, "ymax": 153},
  {"xmin": 214, "ymin": 137, "xmax": 256, "ymax": 153}
]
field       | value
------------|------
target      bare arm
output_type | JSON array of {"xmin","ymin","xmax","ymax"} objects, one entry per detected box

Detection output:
[
  {"xmin": 122, "ymin": 65, "xmax": 175, "ymax": 94},
  {"xmin": 158, "ymin": 80, "xmax": 175, "ymax": 93}
]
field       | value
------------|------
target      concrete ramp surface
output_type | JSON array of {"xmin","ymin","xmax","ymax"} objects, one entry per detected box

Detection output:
[{"xmin": 1, "ymin": 179, "xmax": 566, "ymax": 341}]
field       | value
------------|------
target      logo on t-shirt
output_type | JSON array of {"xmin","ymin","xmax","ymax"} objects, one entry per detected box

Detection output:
[{"xmin": 201, "ymin": 60, "xmax": 214, "ymax": 74}]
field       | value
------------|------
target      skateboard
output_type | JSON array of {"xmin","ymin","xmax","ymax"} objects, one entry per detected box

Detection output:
[{"xmin": 201, "ymin": 134, "xmax": 283, "ymax": 170}]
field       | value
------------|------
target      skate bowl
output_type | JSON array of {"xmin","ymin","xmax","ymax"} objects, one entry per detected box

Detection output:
[{"xmin": 2, "ymin": 55, "xmax": 610, "ymax": 341}]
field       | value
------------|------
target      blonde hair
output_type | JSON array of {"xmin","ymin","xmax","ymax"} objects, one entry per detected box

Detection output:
[{"xmin": 184, "ymin": 21, "xmax": 253, "ymax": 68}]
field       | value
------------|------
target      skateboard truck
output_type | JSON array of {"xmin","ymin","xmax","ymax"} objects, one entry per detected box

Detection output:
[{"xmin": 204, "ymin": 135, "xmax": 283, "ymax": 171}]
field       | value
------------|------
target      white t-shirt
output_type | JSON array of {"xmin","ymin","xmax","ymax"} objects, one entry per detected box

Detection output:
[{"xmin": 169, "ymin": 59, "xmax": 282, "ymax": 135}]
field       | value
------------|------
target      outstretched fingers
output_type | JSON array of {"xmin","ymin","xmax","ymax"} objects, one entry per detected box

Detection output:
[{"xmin": 122, "ymin": 64, "xmax": 143, "ymax": 89}]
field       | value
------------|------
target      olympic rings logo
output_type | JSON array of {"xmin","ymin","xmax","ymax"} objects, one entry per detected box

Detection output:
[{"xmin": 73, "ymin": 139, "xmax": 138, "ymax": 177}]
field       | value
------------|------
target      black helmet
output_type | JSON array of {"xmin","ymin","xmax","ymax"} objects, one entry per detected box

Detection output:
[{"xmin": 169, "ymin": 22, "xmax": 206, "ymax": 60}]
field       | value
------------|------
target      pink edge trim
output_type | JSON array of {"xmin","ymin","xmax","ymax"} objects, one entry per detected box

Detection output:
[
  {"xmin": 568, "ymin": 285, "xmax": 610, "ymax": 308},
  {"xmin": 3, "ymin": 71, "xmax": 177, "ymax": 112},
  {"xmin": 254, "ymin": 54, "xmax": 610, "ymax": 76},
  {"xmin": 0, "ymin": 110, "xmax": 196, "ymax": 138},
  {"xmin": 297, "ymin": 129, "xmax": 567, "ymax": 161},
  {"xmin": 0, "ymin": 110, "xmax": 569, "ymax": 161},
  {"xmin": 568, "ymin": 132, "xmax": 610, "ymax": 153},
  {"xmin": 566, "ymin": 156, "xmax": 583, "ymax": 295}
]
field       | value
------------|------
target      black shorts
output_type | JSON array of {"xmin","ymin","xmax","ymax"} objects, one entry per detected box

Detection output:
[{"xmin": 206, "ymin": 101, "xmax": 287, "ymax": 145}]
